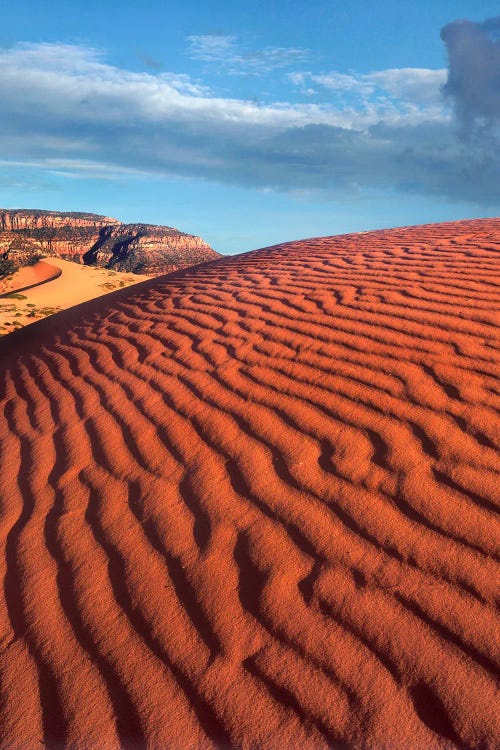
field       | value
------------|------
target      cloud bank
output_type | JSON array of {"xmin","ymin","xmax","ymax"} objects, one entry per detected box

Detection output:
[{"xmin": 0, "ymin": 19, "xmax": 499, "ymax": 205}]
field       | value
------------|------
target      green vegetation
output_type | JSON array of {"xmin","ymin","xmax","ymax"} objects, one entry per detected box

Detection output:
[
  {"xmin": 0, "ymin": 299, "xmax": 64, "ymax": 336},
  {"xmin": 40, "ymin": 307, "xmax": 61, "ymax": 316},
  {"xmin": 25, "ymin": 253, "xmax": 43, "ymax": 266}
]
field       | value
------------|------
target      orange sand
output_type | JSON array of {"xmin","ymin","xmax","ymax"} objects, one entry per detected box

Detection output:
[
  {"xmin": 0, "ymin": 219, "xmax": 499, "ymax": 749},
  {"xmin": 0, "ymin": 259, "xmax": 61, "ymax": 296},
  {"xmin": 0, "ymin": 258, "xmax": 149, "ymax": 336}
]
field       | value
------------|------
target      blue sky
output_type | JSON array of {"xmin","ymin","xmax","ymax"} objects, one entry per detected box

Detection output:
[{"xmin": 1, "ymin": 1, "xmax": 499, "ymax": 253}]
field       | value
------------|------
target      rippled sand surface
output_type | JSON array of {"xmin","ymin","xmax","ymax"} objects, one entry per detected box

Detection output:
[{"xmin": 0, "ymin": 219, "xmax": 499, "ymax": 749}]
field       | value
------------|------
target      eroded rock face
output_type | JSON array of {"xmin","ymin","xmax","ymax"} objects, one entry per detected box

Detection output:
[
  {"xmin": 0, "ymin": 209, "xmax": 219, "ymax": 275},
  {"xmin": 0, "ymin": 210, "xmax": 118, "ymax": 232},
  {"xmin": 0, "ymin": 231, "xmax": 44, "ymax": 276},
  {"xmin": 83, "ymin": 223, "xmax": 219, "ymax": 275}
]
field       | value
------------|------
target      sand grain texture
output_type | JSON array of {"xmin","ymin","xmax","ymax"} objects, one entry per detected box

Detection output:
[{"xmin": 0, "ymin": 219, "xmax": 499, "ymax": 749}]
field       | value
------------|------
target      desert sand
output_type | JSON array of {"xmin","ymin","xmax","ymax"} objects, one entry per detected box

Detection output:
[
  {"xmin": 0, "ymin": 219, "xmax": 499, "ymax": 749},
  {"xmin": 0, "ymin": 258, "xmax": 149, "ymax": 336},
  {"xmin": 0, "ymin": 259, "xmax": 61, "ymax": 297}
]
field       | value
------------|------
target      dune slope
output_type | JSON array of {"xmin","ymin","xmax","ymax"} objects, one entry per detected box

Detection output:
[
  {"xmin": 0, "ymin": 259, "xmax": 61, "ymax": 297},
  {"xmin": 0, "ymin": 219, "xmax": 499, "ymax": 750},
  {"xmin": 0, "ymin": 258, "xmax": 149, "ymax": 337}
]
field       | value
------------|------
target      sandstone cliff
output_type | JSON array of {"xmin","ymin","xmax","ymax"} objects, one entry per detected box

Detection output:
[
  {"xmin": 0, "ymin": 209, "xmax": 219, "ymax": 276},
  {"xmin": 0, "ymin": 209, "xmax": 118, "ymax": 232},
  {"xmin": 82, "ymin": 223, "xmax": 219, "ymax": 275},
  {"xmin": 0, "ymin": 231, "xmax": 44, "ymax": 278}
]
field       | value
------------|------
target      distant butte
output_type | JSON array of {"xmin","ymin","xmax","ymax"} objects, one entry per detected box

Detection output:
[{"xmin": 0, "ymin": 208, "xmax": 219, "ymax": 276}]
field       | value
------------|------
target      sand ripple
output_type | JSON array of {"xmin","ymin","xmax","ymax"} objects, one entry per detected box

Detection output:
[{"xmin": 0, "ymin": 219, "xmax": 499, "ymax": 749}]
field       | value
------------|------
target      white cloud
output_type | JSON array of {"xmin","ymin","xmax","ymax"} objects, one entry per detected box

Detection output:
[
  {"xmin": 367, "ymin": 68, "xmax": 447, "ymax": 103},
  {"xmin": 186, "ymin": 34, "xmax": 309, "ymax": 75},
  {"xmin": 186, "ymin": 34, "xmax": 236, "ymax": 61},
  {"xmin": 288, "ymin": 67, "xmax": 448, "ymax": 121},
  {"xmin": 291, "ymin": 70, "xmax": 373, "ymax": 94},
  {"xmin": 0, "ymin": 158, "xmax": 158, "ymax": 180}
]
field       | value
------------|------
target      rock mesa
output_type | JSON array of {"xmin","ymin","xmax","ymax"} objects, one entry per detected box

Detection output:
[{"xmin": 0, "ymin": 209, "xmax": 218, "ymax": 276}]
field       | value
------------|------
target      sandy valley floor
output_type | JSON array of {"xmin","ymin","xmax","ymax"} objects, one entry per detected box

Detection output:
[{"xmin": 0, "ymin": 257, "xmax": 149, "ymax": 336}]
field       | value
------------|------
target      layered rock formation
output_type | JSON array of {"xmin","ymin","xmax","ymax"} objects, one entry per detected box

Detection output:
[
  {"xmin": 0, "ymin": 209, "xmax": 118, "ymax": 232},
  {"xmin": 82, "ymin": 223, "xmax": 218, "ymax": 275},
  {"xmin": 0, "ymin": 232, "xmax": 44, "ymax": 277},
  {"xmin": 0, "ymin": 209, "xmax": 218, "ymax": 276}
]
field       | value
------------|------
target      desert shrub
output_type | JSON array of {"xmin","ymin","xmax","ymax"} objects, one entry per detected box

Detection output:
[
  {"xmin": 0, "ymin": 257, "xmax": 16, "ymax": 279},
  {"xmin": 25, "ymin": 252, "xmax": 42, "ymax": 266}
]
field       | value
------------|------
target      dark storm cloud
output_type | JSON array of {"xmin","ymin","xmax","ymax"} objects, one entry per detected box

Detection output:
[{"xmin": 441, "ymin": 17, "xmax": 500, "ymax": 132}]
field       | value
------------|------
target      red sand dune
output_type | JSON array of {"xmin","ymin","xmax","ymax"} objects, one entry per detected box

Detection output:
[
  {"xmin": 0, "ymin": 219, "xmax": 499, "ymax": 750},
  {"xmin": 0, "ymin": 260, "xmax": 61, "ymax": 297}
]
